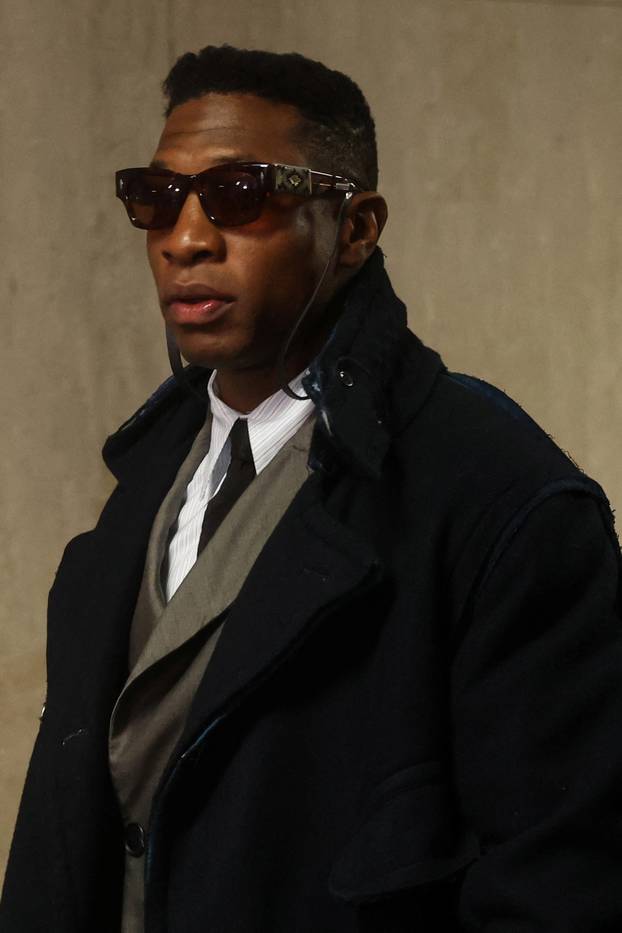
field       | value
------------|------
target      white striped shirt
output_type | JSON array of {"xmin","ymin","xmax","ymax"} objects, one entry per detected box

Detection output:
[{"xmin": 165, "ymin": 369, "xmax": 315, "ymax": 601}]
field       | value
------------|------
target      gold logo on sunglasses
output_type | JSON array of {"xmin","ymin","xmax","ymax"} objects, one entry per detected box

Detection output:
[{"xmin": 274, "ymin": 165, "xmax": 313, "ymax": 196}]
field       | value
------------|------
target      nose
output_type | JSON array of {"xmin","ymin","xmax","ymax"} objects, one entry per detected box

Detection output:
[{"xmin": 159, "ymin": 191, "xmax": 225, "ymax": 266}]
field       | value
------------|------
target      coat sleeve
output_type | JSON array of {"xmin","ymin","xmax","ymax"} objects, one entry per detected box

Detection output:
[{"xmin": 450, "ymin": 487, "xmax": 622, "ymax": 932}]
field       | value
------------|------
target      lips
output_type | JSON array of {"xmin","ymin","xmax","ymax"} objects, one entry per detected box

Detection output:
[{"xmin": 164, "ymin": 283, "xmax": 235, "ymax": 325}]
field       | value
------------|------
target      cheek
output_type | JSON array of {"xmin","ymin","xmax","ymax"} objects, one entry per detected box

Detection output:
[
  {"xmin": 234, "ymin": 208, "xmax": 328, "ymax": 298},
  {"xmin": 146, "ymin": 232, "xmax": 162, "ymax": 277},
  {"xmin": 226, "ymin": 238, "xmax": 302, "ymax": 306}
]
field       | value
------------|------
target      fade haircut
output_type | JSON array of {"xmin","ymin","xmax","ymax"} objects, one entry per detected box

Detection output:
[{"xmin": 162, "ymin": 44, "xmax": 379, "ymax": 191}]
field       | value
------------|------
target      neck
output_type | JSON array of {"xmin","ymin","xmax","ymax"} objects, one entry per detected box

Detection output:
[
  {"xmin": 214, "ymin": 356, "xmax": 308, "ymax": 413},
  {"xmin": 212, "ymin": 286, "xmax": 348, "ymax": 412}
]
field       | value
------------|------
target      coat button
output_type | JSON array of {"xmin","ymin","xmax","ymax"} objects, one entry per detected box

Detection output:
[
  {"xmin": 338, "ymin": 368, "xmax": 354, "ymax": 387},
  {"xmin": 125, "ymin": 822, "xmax": 146, "ymax": 857}
]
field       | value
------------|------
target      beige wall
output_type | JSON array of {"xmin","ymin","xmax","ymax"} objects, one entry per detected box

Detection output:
[{"xmin": 2, "ymin": 0, "xmax": 622, "ymax": 879}]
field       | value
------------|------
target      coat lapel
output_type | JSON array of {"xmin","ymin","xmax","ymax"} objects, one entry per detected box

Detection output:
[
  {"xmin": 178, "ymin": 470, "xmax": 382, "ymax": 751},
  {"xmin": 54, "ymin": 390, "xmax": 210, "ymax": 717}
]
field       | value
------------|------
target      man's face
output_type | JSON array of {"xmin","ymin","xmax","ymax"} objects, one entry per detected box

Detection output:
[{"xmin": 147, "ymin": 92, "xmax": 348, "ymax": 375}]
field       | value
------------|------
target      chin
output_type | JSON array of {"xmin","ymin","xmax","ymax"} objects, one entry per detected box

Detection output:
[{"xmin": 174, "ymin": 331, "xmax": 253, "ymax": 372}]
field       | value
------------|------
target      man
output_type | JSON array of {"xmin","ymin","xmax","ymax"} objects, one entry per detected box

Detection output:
[{"xmin": 2, "ymin": 44, "xmax": 622, "ymax": 933}]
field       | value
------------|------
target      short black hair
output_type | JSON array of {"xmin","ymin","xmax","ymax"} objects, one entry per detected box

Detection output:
[{"xmin": 162, "ymin": 44, "xmax": 378, "ymax": 191}]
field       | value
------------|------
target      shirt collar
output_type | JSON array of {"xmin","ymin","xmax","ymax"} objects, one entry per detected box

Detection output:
[{"xmin": 206, "ymin": 369, "xmax": 315, "ymax": 473}]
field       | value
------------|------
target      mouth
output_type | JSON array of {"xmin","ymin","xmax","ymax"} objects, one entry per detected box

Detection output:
[{"xmin": 164, "ymin": 283, "xmax": 236, "ymax": 326}]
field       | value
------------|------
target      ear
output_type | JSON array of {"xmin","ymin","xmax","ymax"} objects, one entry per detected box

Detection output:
[{"xmin": 337, "ymin": 192, "xmax": 388, "ymax": 270}]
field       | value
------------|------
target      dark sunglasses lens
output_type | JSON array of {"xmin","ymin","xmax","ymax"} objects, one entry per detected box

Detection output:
[
  {"xmin": 122, "ymin": 171, "xmax": 183, "ymax": 229},
  {"xmin": 202, "ymin": 168, "xmax": 265, "ymax": 226}
]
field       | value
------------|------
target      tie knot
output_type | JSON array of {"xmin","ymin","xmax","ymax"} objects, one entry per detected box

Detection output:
[{"xmin": 229, "ymin": 418, "xmax": 254, "ymax": 467}]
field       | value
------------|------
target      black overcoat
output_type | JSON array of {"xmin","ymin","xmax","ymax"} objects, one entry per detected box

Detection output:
[{"xmin": 3, "ymin": 249, "xmax": 622, "ymax": 932}]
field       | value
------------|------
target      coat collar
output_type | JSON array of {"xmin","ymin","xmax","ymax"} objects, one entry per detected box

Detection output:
[
  {"xmin": 302, "ymin": 247, "xmax": 444, "ymax": 477},
  {"xmin": 102, "ymin": 247, "xmax": 445, "ymax": 484}
]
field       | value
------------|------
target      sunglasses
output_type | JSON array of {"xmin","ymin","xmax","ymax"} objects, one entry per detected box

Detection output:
[{"xmin": 115, "ymin": 161, "xmax": 363, "ymax": 230}]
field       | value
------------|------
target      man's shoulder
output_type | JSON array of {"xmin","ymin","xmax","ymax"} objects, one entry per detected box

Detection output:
[
  {"xmin": 392, "ymin": 352, "xmax": 616, "ymax": 610},
  {"xmin": 428, "ymin": 368, "xmax": 575, "ymax": 467},
  {"xmin": 432, "ymin": 369, "xmax": 575, "ymax": 467},
  {"xmin": 393, "ymin": 339, "xmax": 606, "ymax": 516}
]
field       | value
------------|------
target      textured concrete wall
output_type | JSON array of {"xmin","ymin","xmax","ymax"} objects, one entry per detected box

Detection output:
[{"xmin": 2, "ymin": 0, "xmax": 622, "ymax": 880}]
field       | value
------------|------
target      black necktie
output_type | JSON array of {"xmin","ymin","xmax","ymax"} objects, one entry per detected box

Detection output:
[{"xmin": 197, "ymin": 418, "xmax": 256, "ymax": 555}]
